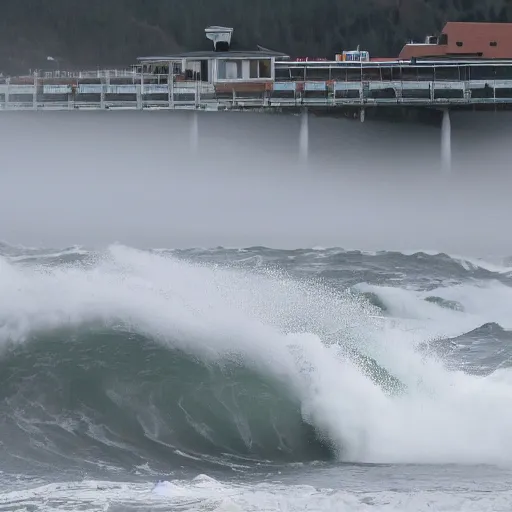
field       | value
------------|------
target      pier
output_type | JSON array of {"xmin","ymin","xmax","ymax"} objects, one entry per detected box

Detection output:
[
  {"xmin": 3, "ymin": 22, "xmax": 512, "ymax": 172},
  {"xmin": 3, "ymin": 59, "xmax": 512, "ymax": 112}
]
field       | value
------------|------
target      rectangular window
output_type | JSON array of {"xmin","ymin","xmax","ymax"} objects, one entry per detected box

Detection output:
[
  {"xmin": 226, "ymin": 61, "xmax": 237, "ymax": 79},
  {"xmin": 290, "ymin": 67, "xmax": 305, "ymax": 80},
  {"xmin": 275, "ymin": 67, "xmax": 290, "ymax": 80},
  {"xmin": 224, "ymin": 61, "xmax": 242, "ymax": 79},
  {"xmin": 250, "ymin": 60, "xmax": 258, "ymax": 78},
  {"xmin": 217, "ymin": 60, "xmax": 244, "ymax": 80},
  {"xmin": 259, "ymin": 59, "xmax": 271, "ymax": 78},
  {"xmin": 217, "ymin": 60, "xmax": 226, "ymax": 79}
]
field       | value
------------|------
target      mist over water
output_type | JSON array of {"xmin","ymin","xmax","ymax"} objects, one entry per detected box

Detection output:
[
  {"xmin": 2, "ymin": 110, "xmax": 512, "ymax": 511},
  {"xmin": 1, "ymin": 109, "xmax": 511, "ymax": 254}
]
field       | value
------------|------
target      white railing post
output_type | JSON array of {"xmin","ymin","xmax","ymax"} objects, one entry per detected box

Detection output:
[
  {"xmin": 5, "ymin": 78, "xmax": 9, "ymax": 110},
  {"xmin": 167, "ymin": 71, "xmax": 174, "ymax": 108},
  {"xmin": 139, "ymin": 70, "xmax": 144, "ymax": 110},
  {"xmin": 100, "ymin": 79, "xmax": 105, "ymax": 109},
  {"xmin": 33, "ymin": 72, "xmax": 38, "ymax": 110}
]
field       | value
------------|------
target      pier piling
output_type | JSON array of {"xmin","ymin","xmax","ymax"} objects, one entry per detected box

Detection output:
[
  {"xmin": 190, "ymin": 110, "xmax": 199, "ymax": 151},
  {"xmin": 136, "ymin": 84, "xmax": 143, "ymax": 110},
  {"xmin": 32, "ymin": 73, "xmax": 38, "ymax": 110},
  {"xmin": 5, "ymin": 79, "xmax": 9, "ymax": 109},
  {"xmin": 299, "ymin": 108, "xmax": 309, "ymax": 164},
  {"xmin": 441, "ymin": 109, "xmax": 451, "ymax": 174},
  {"xmin": 100, "ymin": 82, "xmax": 105, "ymax": 110}
]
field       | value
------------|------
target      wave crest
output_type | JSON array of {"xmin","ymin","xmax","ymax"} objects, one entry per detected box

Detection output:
[{"xmin": 2, "ymin": 245, "xmax": 512, "ymax": 468}]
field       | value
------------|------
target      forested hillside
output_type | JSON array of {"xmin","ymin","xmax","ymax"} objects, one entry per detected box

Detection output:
[{"xmin": 0, "ymin": 0, "xmax": 510, "ymax": 74}]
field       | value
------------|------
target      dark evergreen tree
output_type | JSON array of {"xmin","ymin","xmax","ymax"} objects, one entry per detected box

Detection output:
[{"xmin": 0, "ymin": 0, "xmax": 508, "ymax": 74}]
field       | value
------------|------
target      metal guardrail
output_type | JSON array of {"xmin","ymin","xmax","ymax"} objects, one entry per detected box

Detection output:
[
  {"xmin": 38, "ymin": 69, "xmax": 137, "ymax": 79},
  {"xmin": 2, "ymin": 96, "xmax": 512, "ymax": 112},
  {"xmin": 0, "ymin": 74, "xmax": 511, "ymax": 111}
]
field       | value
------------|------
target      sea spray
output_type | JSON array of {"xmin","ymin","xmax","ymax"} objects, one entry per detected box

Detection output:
[{"xmin": 1, "ymin": 245, "xmax": 512, "ymax": 468}]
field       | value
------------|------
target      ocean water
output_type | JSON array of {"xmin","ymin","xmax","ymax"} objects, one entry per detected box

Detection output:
[{"xmin": 1, "ymin": 242, "xmax": 512, "ymax": 511}]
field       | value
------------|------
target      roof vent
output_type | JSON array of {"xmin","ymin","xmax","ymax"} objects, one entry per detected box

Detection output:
[{"xmin": 205, "ymin": 26, "xmax": 233, "ymax": 52}]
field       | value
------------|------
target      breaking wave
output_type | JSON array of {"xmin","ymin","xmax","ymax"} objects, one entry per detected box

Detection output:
[{"xmin": 2, "ymin": 244, "xmax": 512, "ymax": 473}]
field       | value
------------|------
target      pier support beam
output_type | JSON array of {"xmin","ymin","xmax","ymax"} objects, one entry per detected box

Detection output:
[
  {"xmin": 190, "ymin": 110, "xmax": 199, "ymax": 151},
  {"xmin": 299, "ymin": 108, "xmax": 309, "ymax": 164},
  {"xmin": 5, "ymin": 79, "xmax": 9, "ymax": 110},
  {"xmin": 136, "ymin": 84, "xmax": 143, "ymax": 110},
  {"xmin": 139, "ymin": 70, "xmax": 144, "ymax": 111},
  {"xmin": 32, "ymin": 73, "xmax": 38, "ymax": 110},
  {"xmin": 100, "ymin": 82, "xmax": 105, "ymax": 110},
  {"xmin": 441, "ymin": 108, "xmax": 451, "ymax": 174},
  {"xmin": 169, "ymin": 77, "xmax": 174, "ymax": 109}
]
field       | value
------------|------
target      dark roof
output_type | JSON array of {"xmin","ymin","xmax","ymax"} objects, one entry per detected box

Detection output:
[{"xmin": 137, "ymin": 48, "xmax": 288, "ymax": 62}]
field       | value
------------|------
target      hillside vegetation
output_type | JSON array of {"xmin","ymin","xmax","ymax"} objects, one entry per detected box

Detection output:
[{"xmin": 1, "ymin": 0, "xmax": 510, "ymax": 74}]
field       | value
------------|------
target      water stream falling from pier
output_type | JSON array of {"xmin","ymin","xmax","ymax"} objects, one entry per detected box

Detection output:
[
  {"xmin": 441, "ymin": 109, "xmax": 452, "ymax": 174},
  {"xmin": 299, "ymin": 109, "xmax": 309, "ymax": 164},
  {"xmin": 190, "ymin": 111, "xmax": 199, "ymax": 151}
]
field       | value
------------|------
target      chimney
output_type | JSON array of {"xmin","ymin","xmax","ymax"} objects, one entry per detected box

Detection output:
[{"xmin": 205, "ymin": 26, "xmax": 233, "ymax": 52}]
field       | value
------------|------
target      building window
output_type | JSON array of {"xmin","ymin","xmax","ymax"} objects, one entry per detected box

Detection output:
[
  {"xmin": 217, "ymin": 60, "xmax": 226, "ymax": 79},
  {"xmin": 250, "ymin": 60, "xmax": 258, "ymax": 78},
  {"xmin": 259, "ymin": 59, "xmax": 271, "ymax": 78},
  {"xmin": 490, "ymin": 41, "xmax": 497, "ymax": 46},
  {"xmin": 217, "ymin": 60, "xmax": 242, "ymax": 80},
  {"xmin": 247, "ymin": 59, "xmax": 271, "ymax": 79},
  {"xmin": 456, "ymin": 41, "xmax": 463, "ymax": 47},
  {"xmin": 226, "ymin": 61, "xmax": 242, "ymax": 79}
]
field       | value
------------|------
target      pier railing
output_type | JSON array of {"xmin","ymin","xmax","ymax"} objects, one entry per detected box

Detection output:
[{"xmin": 3, "ymin": 60, "xmax": 512, "ymax": 111}]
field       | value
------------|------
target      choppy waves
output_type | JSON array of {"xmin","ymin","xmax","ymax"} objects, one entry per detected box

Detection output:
[{"xmin": 1, "ymin": 243, "xmax": 512, "ymax": 482}]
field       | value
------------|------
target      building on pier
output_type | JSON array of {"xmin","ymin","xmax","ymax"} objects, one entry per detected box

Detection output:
[
  {"xmin": 135, "ymin": 25, "xmax": 288, "ymax": 99},
  {"xmin": 4, "ymin": 22, "xmax": 512, "ymax": 113},
  {"xmin": 399, "ymin": 22, "xmax": 512, "ymax": 60},
  {"xmin": 129, "ymin": 22, "xmax": 512, "ymax": 104}
]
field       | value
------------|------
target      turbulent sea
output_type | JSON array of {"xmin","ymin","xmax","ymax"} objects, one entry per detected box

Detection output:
[{"xmin": 1, "ymin": 243, "xmax": 512, "ymax": 511}]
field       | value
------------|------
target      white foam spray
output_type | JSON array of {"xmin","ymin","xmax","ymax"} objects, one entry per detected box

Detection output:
[{"xmin": 1, "ymin": 245, "xmax": 512, "ymax": 465}]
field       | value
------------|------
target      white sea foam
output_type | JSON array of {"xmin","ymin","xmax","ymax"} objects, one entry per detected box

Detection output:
[
  {"xmin": 1, "ymin": 245, "xmax": 512, "ymax": 466},
  {"xmin": 357, "ymin": 279, "xmax": 512, "ymax": 331},
  {"xmin": 0, "ymin": 476, "xmax": 511, "ymax": 512}
]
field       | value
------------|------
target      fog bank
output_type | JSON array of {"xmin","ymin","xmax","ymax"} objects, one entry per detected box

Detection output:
[{"xmin": 0, "ymin": 110, "xmax": 511, "ymax": 256}]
